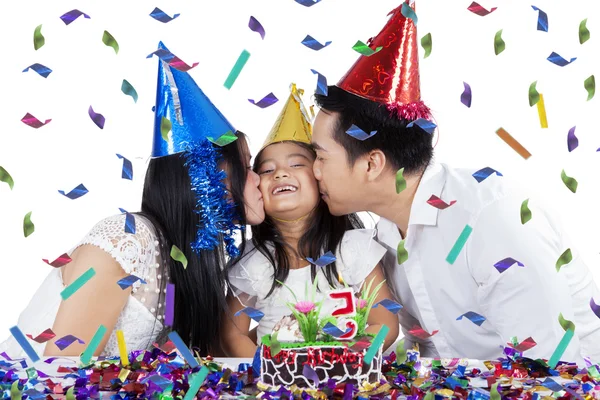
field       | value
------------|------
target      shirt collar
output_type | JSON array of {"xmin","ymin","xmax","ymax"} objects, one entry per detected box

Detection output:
[{"xmin": 408, "ymin": 161, "xmax": 446, "ymax": 227}]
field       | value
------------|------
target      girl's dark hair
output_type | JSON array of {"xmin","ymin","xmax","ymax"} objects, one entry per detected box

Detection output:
[
  {"xmin": 138, "ymin": 132, "xmax": 249, "ymax": 356},
  {"xmin": 314, "ymin": 85, "xmax": 433, "ymax": 175},
  {"xmin": 248, "ymin": 141, "xmax": 364, "ymax": 297}
]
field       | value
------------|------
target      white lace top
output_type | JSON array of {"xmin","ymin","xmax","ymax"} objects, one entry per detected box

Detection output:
[{"xmin": 0, "ymin": 214, "xmax": 166, "ymax": 358}]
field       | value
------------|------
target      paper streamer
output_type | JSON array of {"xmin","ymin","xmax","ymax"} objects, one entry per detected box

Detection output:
[
  {"xmin": 556, "ymin": 248, "xmax": 573, "ymax": 272},
  {"xmin": 26, "ymin": 329, "xmax": 56, "ymax": 343},
  {"xmin": 0, "ymin": 166, "xmax": 14, "ymax": 190},
  {"xmin": 548, "ymin": 314, "xmax": 575, "ymax": 368},
  {"xmin": 456, "ymin": 311, "xmax": 486, "ymax": 326},
  {"xmin": 160, "ymin": 117, "xmax": 171, "ymax": 142},
  {"xmin": 528, "ymin": 81, "xmax": 540, "ymax": 106},
  {"xmin": 306, "ymin": 251, "xmax": 336, "ymax": 268},
  {"xmin": 310, "ymin": 69, "xmax": 328, "ymax": 96},
  {"xmin": 248, "ymin": 16, "xmax": 265, "ymax": 40},
  {"xmin": 401, "ymin": 3, "xmax": 418, "ymax": 24},
  {"xmin": 23, "ymin": 63, "xmax": 52, "ymax": 78},
  {"xmin": 294, "ymin": 0, "xmax": 322, "ymax": 6},
  {"xmin": 590, "ymin": 298, "xmax": 600, "ymax": 319},
  {"xmin": 531, "ymin": 6, "xmax": 549, "ymax": 32},
  {"xmin": 183, "ymin": 367, "xmax": 210, "ymax": 400},
  {"xmin": 302, "ymin": 364, "xmax": 320, "ymax": 386},
  {"xmin": 116, "ymin": 275, "xmax": 146, "ymax": 290},
  {"xmin": 446, "ymin": 225, "xmax": 473, "ymax": 265},
  {"xmin": 146, "ymin": 49, "xmax": 199, "ymax": 72},
  {"xmin": 397, "ymin": 240, "xmax": 409, "ymax": 265},
  {"xmin": 301, "ymin": 34, "xmax": 331, "ymax": 51},
  {"xmin": 168, "ymin": 331, "xmax": 199, "ymax": 368},
  {"xmin": 494, "ymin": 30, "xmax": 505, "ymax": 55},
  {"xmin": 352, "ymin": 40, "xmax": 383, "ymax": 56},
  {"xmin": 496, "ymin": 128, "xmax": 532, "ymax": 159},
  {"xmin": 421, "ymin": 33, "xmax": 432, "ymax": 58},
  {"xmin": 33, "ymin": 24, "xmax": 45, "ymax": 50},
  {"xmin": 407, "ymin": 118, "xmax": 437, "ymax": 134},
  {"xmin": 467, "ymin": 1, "xmax": 497, "ymax": 16},
  {"xmin": 208, "ymin": 131, "xmax": 238, "ymax": 146},
  {"xmin": 21, "ymin": 112, "xmax": 51, "ymax": 128},
  {"xmin": 121, "ymin": 79, "xmax": 138, "ymax": 103},
  {"xmin": 547, "ymin": 52, "xmax": 576, "ymax": 66},
  {"xmin": 364, "ymin": 325, "xmax": 389, "ymax": 365},
  {"xmin": 372, "ymin": 299, "xmax": 403, "ymax": 314},
  {"xmin": 346, "ymin": 124, "xmax": 377, "ymax": 140},
  {"xmin": 248, "ymin": 93, "xmax": 278, "ymax": 108},
  {"xmin": 54, "ymin": 335, "xmax": 85, "ymax": 351},
  {"xmin": 561, "ymin": 170, "xmax": 578, "ymax": 193},
  {"xmin": 584, "ymin": 75, "xmax": 595, "ymax": 101},
  {"xmin": 579, "ymin": 19, "xmax": 590, "ymax": 44},
  {"xmin": 396, "ymin": 168, "xmax": 406, "ymax": 194},
  {"xmin": 58, "ymin": 183, "xmax": 88, "ymax": 199},
  {"xmin": 224, "ymin": 50, "xmax": 250, "ymax": 89},
  {"xmin": 119, "ymin": 208, "xmax": 136, "ymax": 234},
  {"xmin": 537, "ymin": 93, "xmax": 548, "ymax": 128},
  {"xmin": 116, "ymin": 154, "xmax": 133, "ymax": 180},
  {"xmin": 170, "ymin": 245, "xmax": 188, "ymax": 269},
  {"xmin": 493, "ymin": 257, "xmax": 525, "ymax": 274},
  {"xmin": 460, "ymin": 82, "xmax": 472, "ymax": 108},
  {"xmin": 427, "ymin": 195, "xmax": 456, "ymax": 210},
  {"xmin": 60, "ymin": 10, "xmax": 90, "ymax": 25},
  {"xmin": 116, "ymin": 330, "xmax": 129, "ymax": 366},
  {"xmin": 149, "ymin": 7, "xmax": 180, "ymax": 23},
  {"xmin": 9, "ymin": 326, "xmax": 40, "ymax": 363},
  {"xmin": 42, "ymin": 253, "xmax": 72, "ymax": 268},
  {"xmin": 60, "ymin": 267, "xmax": 96, "ymax": 300},
  {"xmin": 520, "ymin": 199, "xmax": 532, "ymax": 224},
  {"xmin": 102, "ymin": 31, "xmax": 119, "ymax": 54},
  {"xmin": 80, "ymin": 324, "xmax": 107, "ymax": 365},
  {"xmin": 567, "ymin": 127, "xmax": 579, "ymax": 152},
  {"xmin": 165, "ymin": 283, "xmax": 175, "ymax": 326},
  {"xmin": 23, "ymin": 212, "xmax": 35, "ymax": 237},
  {"xmin": 88, "ymin": 106, "xmax": 105, "ymax": 129}
]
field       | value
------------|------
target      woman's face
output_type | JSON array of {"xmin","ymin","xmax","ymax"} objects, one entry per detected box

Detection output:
[{"xmin": 238, "ymin": 138, "xmax": 265, "ymax": 226}]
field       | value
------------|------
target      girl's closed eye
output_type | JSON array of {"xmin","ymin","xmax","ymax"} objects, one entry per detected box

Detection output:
[{"xmin": 259, "ymin": 168, "xmax": 273, "ymax": 175}]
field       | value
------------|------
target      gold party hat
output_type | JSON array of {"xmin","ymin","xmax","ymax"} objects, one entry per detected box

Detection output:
[{"xmin": 261, "ymin": 83, "xmax": 312, "ymax": 149}]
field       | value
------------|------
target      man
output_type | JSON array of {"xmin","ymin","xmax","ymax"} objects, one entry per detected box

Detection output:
[{"xmin": 311, "ymin": 2, "xmax": 600, "ymax": 363}]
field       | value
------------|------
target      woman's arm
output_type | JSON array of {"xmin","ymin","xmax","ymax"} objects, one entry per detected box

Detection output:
[
  {"xmin": 221, "ymin": 294, "xmax": 259, "ymax": 357},
  {"xmin": 362, "ymin": 264, "xmax": 400, "ymax": 351},
  {"xmin": 45, "ymin": 245, "xmax": 130, "ymax": 356}
]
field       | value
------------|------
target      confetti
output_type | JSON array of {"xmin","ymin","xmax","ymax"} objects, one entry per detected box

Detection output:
[
  {"xmin": 88, "ymin": 106, "xmax": 105, "ymax": 129},
  {"xmin": 346, "ymin": 124, "xmax": 377, "ymax": 140},
  {"xmin": 467, "ymin": 1, "xmax": 497, "ymax": 16},
  {"xmin": 58, "ymin": 183, "xmax": 89, "ymax": 199},
  {"xmin": 270, "ymin": 331, "xmax": 282, "ymax": 356},
  {"xmin": 302, "ymin": 364, "xmax": 320, "ymax": 386},
  {"xmin": 248, "ymin": 93, "xmax": 279, "ymax": 108},
  {"xmin": 9, "ymin": 326, "xmax": 39, "ymax": 363},
  {"xmin": 547, "ymin": 52, "xmax": 576, "ymax": 66},
  {"xmin": 306, "ymin": 251, "xmax": 336, "ymax": 267},
  {"xmin": 102, "ymin": 31, "xmax": 119, "ymax": 54},
  {"xmin": 149, "ymin": 7, "xmax": 180, "ymax": 23},
  {"xmin": 121, "ymin": 79, "xmax": 138, "ymax": 103},
  {"xmin": 322, "ymin": 322, "xmax": 351, "ymax": 337},
  {"xmin": 493, "ymin": 257, "xmax": 525, "ymax": 273},
  {"xmin": 531, "ymin": 6, "xmax": 549, "ymax": 32},
  {"xmin": 584, "ymin": 75, "xmax": 595, "ymax": 101},
  {"xmin": 54, "ymin": 335, "xmax": 85, "ymax": 351},
  {"xmin": 351, "ymin": 339, "xmax": 372, "ymax": 352},
  {"xmin": 372, "ymin": 299, "xmax": 403, "ymax": 314},
  {"xmin": 42, "ymin": 253, "xmax": 72, "ymax": 268},
  {"xmin": 22, "ymin": 63, "xmax": 52, "ymax": 78},
  {"xmin": 560, "ymin": 169, "xmax": 578, "ymax": 193},
  {"xmin": 494, "ymin": 30, "xmax": 505, "ymax": 55},
  {"xmin": 0, "ymin": 166, "xmax": 14, "ymax": 190},
  {"xmin": 310, "ymin": 69, "xmax": 328, "ymax": 95},
  {"xmin": 528, "ymin": 81, "xmax": 540, "ymax": 106},
  {"xmin": 169, "ymin": 331, "xmax": 199, "ymax": 368},
  {"xmin": 397, "ymin": 240, "xmax": 409, "ymax": 264},
  {"xmin": 116, "ymin": 275, "xmax": 147, "ymax": 290},
  {"xmin": 119, "ymin": 208, "xmax": 136, "ymax": 234},
  {"xmin": 60, "ymin": 9, "xmax": 90, "ymax": 25},
  {"xmin": 21, "ymin": 112, "xmax": 51, "ymax": 128},
  {"xmin": 407, "ymin": 118, "xmax": 437, "ymax": 134},
  {"xmin": 395, "ymin": 168, "xmax": 407, "ymax": 194},
  {"xmin": 116, "ymin": 330, "xmax": 129, "ymax": 366},
  {"xmin": 490, "ymin": 382, "xmax": 500, "ymax": 400},
  {"xmin": 555, "ymin": 248, "xmax": 573, "ymax": 272},
  {"xmin": 248, "ymin": 16, "xmax": 265, "ymax": 40},
  {"xmin": 520, "ymin": 199, "xmax": 532, "ymax": 224},
  {"xmin": 548, "ymin": 314, "xmax": 575, "ymax": 368},
  {"xmin": 165, "ymin": 283, "xmax": 175, "ymax": 326},
  {"xmin": 460, "ymin": 82, "xmax": 472, "ymax": 108},
  {"xmin": 508, "ymin": 336, "xmax": 537, "ymax": 352},
  {"xmin": 23, "ymin": 212, "xmax": 35, "ymax": 237},
  {"xmin": 364, "ymin": 325, "xmax": 389, "ymax": 364},
  {"xmin": 160, "ymin": 117, "xmax": 171, "ymax": 142},
  {"xmin": 579, "ymin": 19, "xmax": 590, "ymax": 44},
  {"xmin": 33, "ymin": 24, "xmax": 45, "ymax": 50},
  {"xmin": 542, "ymin": 377, "xmax": 564, "ymax": 392},
  {"xmin": 352, "ymin": 40, "xmax": 383, "ymax": 56},
  {"xmin": 473, "ymin": 167, "xmax": 503, "ymax": 183},
  {"xmin": 224, "ymin": 49, "xmax": 250, "ymax": 89},
  {"xmin": 446, "ymin": 224, "xmax": 473, "ymax": 265},
  {"xmin": 208, "ymin": 131, "xmax": 239, "ymax": 146},
  {"xmin": 421, "ymin": 33, "xmax": 432, "ymax": 58},
  {"xmin": 537, "ymin": 93, "xmax": 548, "ymax": 128},
  {"xmin": 495, "ymin": 128, "xmax": 532, "ymax": 159},
  {"xmin": 456, "ymin": 311, "xmax": 486, "ymax": 326},
  {"xmin": 301, "ymin": 35, "xmax": 331, "ymax": 51},
  {"xmin": 427, "ymin": 195, "xmax": 456, "ymax": 210},
  {"xmin": 401, "ymin": 3, "xmax": 418, "ymax": 24},
  {"xmin": 184, "ymin": 367, "xmax": 210, "ymax": 400},
  {"xmin": 170, "ymin": 245, "xmax": 188, "ymax": 269},
  {"xmin": 116, "ymin": 154, "xmax": 133, "ymax": 180},
  {"xmin": 294, "ymin": 0, "xmax": 322, "ymax": 6},
  {"xmin": 146, "ymin": 48, "xmax": 199, "ymax": 72},
  {"xmin": 26, "ymin": 329, "xmax": 56, "ymax": 343},
  {"xmin": 60, "ymin": 268, "xmax": 96, "ymax": 300},
  {"xmin": 590, "ymin": 298, "xmax": 600, "ymax": 319},
  {"xmin": 80, "ymin": 325, "xmax": 107, "ymax": 365},
  {"xmin": 567, "ymin": 126, "xmax": 579, "ymax": 152}
]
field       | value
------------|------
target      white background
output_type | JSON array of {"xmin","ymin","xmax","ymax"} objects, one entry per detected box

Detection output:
[{"xmin": 0, "ymin": 0, "xmax": 599, "ymax": 336}]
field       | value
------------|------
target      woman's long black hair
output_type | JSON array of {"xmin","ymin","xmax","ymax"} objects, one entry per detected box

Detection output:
[
  {"xmin": 137, "ymin": 133, "xmax": 249, "ymax": 356},
  {"xmin": 249, "ymin": 141, "xmax": 364, "ymax": 297}
]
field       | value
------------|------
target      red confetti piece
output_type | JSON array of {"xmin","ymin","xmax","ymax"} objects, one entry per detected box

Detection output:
[
  {"xmin": 21, "ymin": 112, "xmax": 51, "ymax": 128},
  {"xmin": 42, "ymin": 253, "xmax": 72, "ymax": 268},
  {"xmin": 26, "ymin": 328, "xmax": 56, "ymax": 343},
  {"xmin": 408, "ymin": 325, "xmax": 439, "ymax": 340},
  {"xmin": 427, "ymin": 195, "xmax": 457, "ymax": 210},
  {"xmin": 508, "ymin": 337, "xmax": 537, "ymax": 353},
  {"xmin": 467, "ymin": 1, "xmax": 497, "ymax": 16}
]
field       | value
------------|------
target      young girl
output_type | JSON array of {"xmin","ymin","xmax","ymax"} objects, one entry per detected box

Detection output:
[{"xmin": 223, "ymin": 84, "xmax": 398, "ymax": 357}]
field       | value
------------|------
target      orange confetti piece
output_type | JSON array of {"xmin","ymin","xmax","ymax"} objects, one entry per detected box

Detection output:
[{"xmin": 496, "ymin": 128, "xmax": 532, "ymax": 159}]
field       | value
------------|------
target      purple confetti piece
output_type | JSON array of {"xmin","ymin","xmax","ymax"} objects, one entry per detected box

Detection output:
[
  {"xmin": 322, "ymin": 322, "xmax": 351, "ymax": 337},
  {"xmin": 116, "ymin": 275, "xmax": 147, "ymax": 290},
  {"xmin": 567, "ymin": 126, "xmax": 578, "ymax": 152},
  {"xmin": 149, "ymin": 7, "xmax": 180, "ymax": 23},
  {"xmin": 234, "ymin": 306, "xmax": 265, "ymax": 323},
  {"xmin": 456, "ymin": 311, "xmax": 486, "ymax": 326},
  {"xmin": 58, "ymin": 184, "xmax": 88, "ymax": 200},
  {"xmin": 306, "ymin": 251, "xmax": 336, "ymax": 267},
  {"xmin": 21, "ymin": 113, "xmax": 51, "ymax": 128},
  {"xmin": 248, "ymin": 16, "xmax": 266, "ymax": 40},
  {"xmin": 301, "ymin": 34, "xmax": 331, "ymax": 51},
  {"xmin": 118, "ymin": 208, "xmax": 136, "ymax": 234},
  {"xmin": 88, "ymin": 106, "xmax": 105, "ymax": 129},
  {"xmin": 590, "ymin": 297, "xmax": 600, "ymax": 319},
  {"xmin": 60, "ymin": 9, "xmax": 91, "ymax": 25},
  {"xmin": 531, "ymin": 6, "xmax": 549, "ymax": 32},
  {"xmin": 346, "ymin": 124, "xmax": 377, "ymax": 140},
  {"xmin": 343, "ymin": 383, "xmax": 355, "ymax": 400},
  {"xmin": 372, "ymin": 299, "xmax": 403, "ymax": 314},
  {"xmin": 22, "ymin": 63, "xmax": 52, "ymax": 78},
  {"xmin": 54, "ymin": 335, "xmax": 85, "ymax": 351},
  {"xmin": 493, "ymin": 257, "xmax": 525, "ymax": 273},
  {"xmin": 407, "ymin": 118, "xmax": 437, "ymax": 134},
  {"xmin": 310, "ymin": 69, "xmax": 328, "ymax": 96},
  {"xmin": 460, "ymin": 82, "xmax": 472, "ymax": 107},
  {"xmin": 472, "ymin": 167, "xmax": 503, "ymax": 183},
  {"xmin": 165, "ymin": 283, "xmax": 175, "ymax": 326},
  {"xmin": 294, "ymin": 0, "xmax": 322, "ymax": 6},
  {"xmin": 547, "ymin": 52, "xmax": 577, "ymax": 67},
  {"xmin": 248, "ymin": 93, "xmax": 279, "ymax": 108},
  {"xmin": 116, "ymin": 154, "xmax": 133, "ymax": 180},
  {"xmin": 302, "ymin": 364, "xmax": 320, "ymax": 386}
]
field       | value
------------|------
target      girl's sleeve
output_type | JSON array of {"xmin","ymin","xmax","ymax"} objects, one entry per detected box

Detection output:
[{"xmin": 337, "ymin": 229, "xmax": 387, "ymax": 289}]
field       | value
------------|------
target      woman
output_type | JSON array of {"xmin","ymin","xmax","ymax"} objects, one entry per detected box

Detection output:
[{"xmin": 0, "ymin": 43, "xmax": 265, "ymax": 358}]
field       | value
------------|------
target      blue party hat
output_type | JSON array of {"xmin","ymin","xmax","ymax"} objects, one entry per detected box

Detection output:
[{"xmin": 152, "ymin": 41, "xmax": 236, "ymax": 158}]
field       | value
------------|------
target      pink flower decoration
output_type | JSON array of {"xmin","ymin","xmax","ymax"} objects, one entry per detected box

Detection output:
[
  {"xmin": 356, "ymin": 298, "xmax": 367, "ymax": 309},
  {"xmin": 295, "ymin": 301, "xmax": 316, "ymax": 314}
]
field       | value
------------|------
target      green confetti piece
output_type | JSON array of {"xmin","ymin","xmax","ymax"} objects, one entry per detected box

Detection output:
[
  {"xmin": 423, "ymin": 390, "xmax": 435, "ymax": 400},
  {"xmin": 160, "ymin": 117, "xmax": 172, "ymax": 142},
  {"xmin": 579, "ymin": 18, "xmax": 590, "ymax": 44},
  {"xmin": 556, "ymin": 248, "xmax": 573, "ymax": 272},
  {"xmin": 208, "ymin": 131, "xmax": 238, "ymax": 147},
  {"xmin": 395, "ymin": 338, "xmax": 406, "ymax": 363},
  {"xmin": 397, "ymin": 240, "xmax": 409, "ymax": 265},
  {"xmin": 584, "ymin": 75, "xmax": 595, "ymax": 101},
  {"xmin": 26, "ymin": 367, "xmax": 38, "ymax": 380},
  {"xmin": 352, "ymin": 40, "xmax": 383, "ymax": 56},
  {"xmin": 494, "ymin": 29, "xmax": 505, "ymax": 55},
  {"xmin": 558, "ymin": 312, "xmax": 575, "ymax": 332},
  {"xmin": 0, "ymin": 166, "xmax": 14, "ymax": 190},
  {"xmin": 364, "ymin": 324, "xmax": 389, "ymax": 364},
  {"xmin": 270, "ymin": 331, "xmax": 281, "ymax": 356},
  {"xmin": 561, "ymin": 169, "xmax": 578, "ymax": 193},
  {"xmin": 421, "ymin": 33, "xmax": 432, "ymax": 58},
  {"xmin": 528, "ymin": 81, "xmax": 540, "ymax": 107},
  {"xmin": 80, "ymin": 324, "xmax": 107, "ymax": 365},
  {"xmin": 183, "ymin": 367, "xmax": 210, "ymax": 400},
  {"xmin": 10, "ymin": 380, "xmax": 21, "ymax": 400},
  {"xmin": 23, "ymin": 211, "xmax": 35, "ymax": 237},
  {"xmin": 66, "ymin": 387, "xmax": 75, "ymax": 400},
  {"xmin": 170, "ymin": 245, "xmax": 188, "ymax": 269},
  {"xmin": 121, "ymin": 79, "xmax": 138, "ymax": 103},
  {"xmin": 490, "ymin": 382, "xmax": 501, "ymax": 400},
  {"xmin": 548, "ymin": 328, "xmax": 574, "ymax": 369},
  {"xmin": 33, "ymin": 24, "xmax": 45, "ymax": 51},
  {"xmin": 61, "ymin": 267, "xmax": 96, "ymax": 300},
  {"xmin": 588, "ymin": 365, "xmax": 600, "ymax": 380},
  {"xmin": 520, "ymin": 199, "xmax": 532, "ymax": 224},
  {"xmin": 446, "ymin": 225, "xmax": 473, "ymax": 264},
  {"xmin": 396, "ymin": 167, "xmax": 406, "ymax": 194},
  {"xmin": 102, "ymin": 30, "xmax": 119, "ymax": 54},
  {"xmin": 224, "ymin": 49, "xmax": 250, "ymax": 90}
]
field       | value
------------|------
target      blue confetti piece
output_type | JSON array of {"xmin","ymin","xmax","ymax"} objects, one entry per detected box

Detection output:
[
  {"xmin": 60, "ymin": 9, "xmax": 91, "ymax": 25},
  {"xmin": 542, "ymin": 377, "xmax": 564, "ymax": 392},
  {"xmin": 301, "ymin": 34, "xmax": 331, "ymax": 51},
  {"xmin": 493, "ymin": 257, "xmax": 525, "ymax": 273},
  {"xmin": 248, "ymin": 93, "xmax": 279, "ymax": 108},
  {"xmin": 306, "ymin": 251, "xmax": 336, "ymax": 267},
  {"xmin": 168, "ymin": 331, "xmax": 199, "ymax": 368},
  {"xmin": 149, "ymin": 7, "xmax": 180, "ymax": 23},
  {"xmin": 547, "ymin": 52, "xmax": 577, "ymax": 67},
  {"xmin": 310, "ymin": 69, "xmax": 328, "ymax": 96},
  {"xmin": 472, "ymin": 167, "xmax": 503, "ymax": 183},
  {"xmin": 118, "ymin": 208, "xmax": 136, "ymax": 234},
  {"xmin": 531, "ymin": 6, "xmax": 549, "ymax": 32},
  {"xmin": 252, "ymin": 346, "xmax": 262, "ymax": 375},
  {"xmin": 294, "ymin": 0, "xmax": 322, "ymax": 7},
  {"xmin": 116, "ymin": 275, "xmax": 147, "ymax": 290},
  {"xmin": 322, "ymin": 322, "xmax": 351, "ymax": 338},
  {"xmin": 456, "ymin": 311, "xmax": 486, "ymax": 326},
  {"xmin": 116, "ymin": 154, "xmax": 133, "ymax": 180},
  {"xmin": 143, "ymin": 375, "xmax": 173, "ymax": 390},
  {"xmin": 407, "ymin": 118, "xmax": 437, "ymax": 134},
  {"xmin": 58, "ymin": 183, "xmax": 88, "ymax": 200},
  {"xmin": 22, "ymin": 63, "xmax": 52, "ymax": 78},
  {"xmin": 9, "ymin": 326, "xmax": 40, "ymax": 363},
  {"xmin": 346, "ymin": 124, "xmax": 377, "ymax": 141},
  {"xmin": 372, "ymin": 299, "xmax": 403, "ymax": 314},
  {"xmin": 234, "ymin": 306, "xmax": 265, "ymax": 323},
  {"xmin": 401, "ymin": 3, "xmax": 418, "ymax": 24}
]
